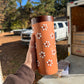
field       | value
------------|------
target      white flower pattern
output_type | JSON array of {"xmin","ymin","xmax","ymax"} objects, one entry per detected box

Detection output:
[
  {"xmin": 44, "ymin": 41, "xmax": 50, "ymax": 47},
  {"xmin": 54, "ymin": 42, "xmax": 56, "ymax": 47},
  {"xmin": 52, "ymin": 49, "xmax": 56, "ymax": 55},
  {"xmin": 33, "ymin": 23, "xmax": 57, "ymax": 69},
  {"xmin": 46, "ymin": 59, "xmax": 53, "ymax": 66},
  {"xmin": 41, "ymin": 24, "xmax": 48, "ymax": 31},
  {"xmin": 32, "ymin": 27, "xmax": 34, "ymax": 30},
  {"xmin": 37, "ymin": 60, "xmax": 40, "ymax": 67},
  {"xmin": 36, "ymin": 33, "xmax": 42, "ymax": 39},
  {"xmin": 50, "ymin": 33, "xmax": 54, "ymax": 39},
  {"xmin": 39, "ymin": 51, "xmax": 45, "ymax": 58}
]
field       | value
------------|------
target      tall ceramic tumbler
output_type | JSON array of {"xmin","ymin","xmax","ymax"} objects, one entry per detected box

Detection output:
[{"xmin": 31, "ymin": 15, "xmax": 58, "ymax": 75}]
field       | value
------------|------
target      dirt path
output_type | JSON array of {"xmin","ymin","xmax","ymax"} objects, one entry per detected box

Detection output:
[{"xmin": 0, "ymin": 32, "xmax": 21, "ymax": 45}]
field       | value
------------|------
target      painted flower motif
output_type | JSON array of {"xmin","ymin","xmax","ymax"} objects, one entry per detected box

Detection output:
[
  {"xmin": 44, "ymin": 41, "xmax": 50, "ymax": 47},
  {"xmin": 32, "ymin": 27, "xmax": 34, "ymax": 30},
  {"xmin": 41, "ymin": 24, "xmax": 48, "ymax": 31},
  {"xmin": 50, "ymin": 33, "xmax": 54, "ymax": 39},
  {"xmin": 46, "ymin": 59, "xmax": 53, "ymax": 66},
  {"xmin": 54, "ymin": 42, "xmax": 56, "ymax": 47},
  {"xmin": 36, "ymin": 33, "xmax": 42, "ymax": 39},
  {"xmin": 39, "ymin": 51, "xmax": 45, "ymax": 58},
  {"xmin": 52, "ymin": 49, "xmax": 56, "ymax": 55},
  {"xmin": 37, "ymin": 60, "xmax": 40, "ymax": 67}
]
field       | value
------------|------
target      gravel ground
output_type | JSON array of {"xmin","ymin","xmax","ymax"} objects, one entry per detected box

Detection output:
[{"xmin": 0, "ymin": 32, "xmax": 68, "ymax": 84}]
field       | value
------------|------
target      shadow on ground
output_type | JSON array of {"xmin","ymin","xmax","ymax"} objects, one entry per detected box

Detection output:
[
  {"xmin": 0, "ymin": 41, "xmax": 68, "ymax": 84},
  {"xmin": 56, "ymin": 45, "xmax": 68, "ymax": 61},
  {"xmin": 0, "ymin": 41, "xmax": 28, "ymax": 76}
]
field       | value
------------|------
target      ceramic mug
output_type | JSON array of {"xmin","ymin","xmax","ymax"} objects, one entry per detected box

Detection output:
[{"xmin": 31, "ymin": 15, "xmax": 58, "ymax": 75}]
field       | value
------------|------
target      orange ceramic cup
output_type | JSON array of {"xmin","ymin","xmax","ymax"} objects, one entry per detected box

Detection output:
[{"xmin": 31, "ymin": 15, "xmax": 58, "ymax": 75}]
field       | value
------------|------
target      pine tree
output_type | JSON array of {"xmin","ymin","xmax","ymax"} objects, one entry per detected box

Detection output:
[
  {"xmin": 54, "ymin": 0, "xmax": 68, "ymax": 17},
  {"xmin": 32, "ymin": 0, "xmax": 55, "ymax": 16},
  {"xmin": 2, "ymin": 0, "xmax": 56, "ymax": 30},
  {"xmin": 2, "ymin": 0, "xmax": 17, "ymax": 30}
]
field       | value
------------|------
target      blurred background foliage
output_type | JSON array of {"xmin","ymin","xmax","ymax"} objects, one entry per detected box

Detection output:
[{"xmin": 2, "ymin": 0, "xmax": 70, "ymax": 30}]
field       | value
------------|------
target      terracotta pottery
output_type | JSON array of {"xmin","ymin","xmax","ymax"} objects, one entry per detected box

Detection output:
[{"xmin": 31, "ymin": 15, "xmax": 58, "ymax": 75}]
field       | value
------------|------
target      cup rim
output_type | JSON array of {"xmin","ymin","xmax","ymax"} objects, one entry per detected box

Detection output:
[{"xmin": 31, "ymin": 15, "xmax": 54, "ymax": 25}]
